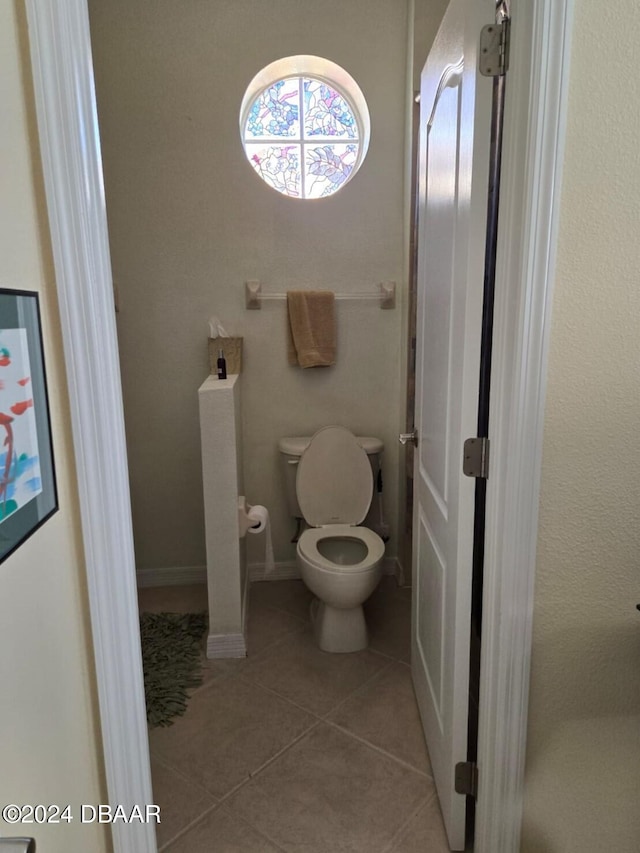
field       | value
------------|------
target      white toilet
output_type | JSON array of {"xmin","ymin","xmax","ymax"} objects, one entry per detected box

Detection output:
[{"xmin": 288, "ymin": 425, "xmax": 385, "ymax": 653}]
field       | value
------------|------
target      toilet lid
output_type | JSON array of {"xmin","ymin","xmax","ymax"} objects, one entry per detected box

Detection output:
[{"xmin": 296, "ymin": 426, "xmax": 373, "ymax": 527}]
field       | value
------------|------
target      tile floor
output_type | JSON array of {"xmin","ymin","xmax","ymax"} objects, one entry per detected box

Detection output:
[{"xmin": 138, "ymin": 577, "xmax": 451, "ymax": 852}]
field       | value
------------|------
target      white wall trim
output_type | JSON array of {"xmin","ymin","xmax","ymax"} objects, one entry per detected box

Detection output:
[
  {"xmin": 206, "ymin": 632, "xmax": 247, "ymax": 659},
  {"xmin": 136, "ymin": 556, "xmax": 399, "ymax": 588},
  {"xmin": 475, "ymin": 1, "xmax": 574, "ymax": 851},
  {"xmin": 249, "ymin": 560, "xmax": 300, "ymax": 582},
  {"xmin": 24, "ymin": 2, "xmax": 156, "ymax": 852},
  {"xmin": 137, "ymin": 566, "xmax": 207, "ymax": 588},
  {"xmin": 249, "ymin": 556, "xmax": 398, "ymax": 583}
]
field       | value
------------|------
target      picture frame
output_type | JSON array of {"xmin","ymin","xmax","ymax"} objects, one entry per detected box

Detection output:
[{"xmin": 0, "ymin": 289, "xmax": 58, "ymax": 563}]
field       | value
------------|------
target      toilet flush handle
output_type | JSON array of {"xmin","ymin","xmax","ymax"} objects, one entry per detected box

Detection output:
[{"xmin": 398, "ymin": 430, "xmax": 418, "ymax": 447}]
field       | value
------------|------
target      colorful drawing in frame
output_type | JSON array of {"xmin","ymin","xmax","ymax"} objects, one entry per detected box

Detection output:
[{"xmin": 0, "ymin": 289, "xmax": 57, "ymax": 563}]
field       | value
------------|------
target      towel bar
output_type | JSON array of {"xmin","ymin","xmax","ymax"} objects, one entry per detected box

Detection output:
[{"xmin": 245, "ymin": 280, "xmax": 395, "ymax": 310}]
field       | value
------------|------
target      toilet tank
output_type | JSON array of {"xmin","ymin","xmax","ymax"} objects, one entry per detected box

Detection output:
[{"xmin": 278, "ymin": 435, "xmax": 387, "ymax": 538}]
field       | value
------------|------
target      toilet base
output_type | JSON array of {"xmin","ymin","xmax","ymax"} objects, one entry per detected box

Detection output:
[{"xmin": 310, "ymin": 598, "xmax": 368, "ymax": 653}]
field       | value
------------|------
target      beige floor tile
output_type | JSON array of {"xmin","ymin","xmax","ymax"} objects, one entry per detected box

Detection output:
[
  {"xmin": 328, "ymin": 662, "xmax": 432, "ymax": 775},
  {"xmin": 227, "ymin": 723, "xmax": 434, "ymax": 853},
  {"xmin": 138, "ymin": 583, "xmax": 208, "ymax": 614},
  {"xmin": 364, "ymin": 579, "xmax": 412, "ymax": 662},
  {"xmin": 249, "ymin": 579, "xmax": 313, "ymax": 622},
  {"xmin": 386, "ymin": 795, "xmax": 450, "ymax": 853},
  {"xmin": 245, "ymin": 598, "xmax": 306, "ymax": 655},
  {"xmin": 148, "ymin": 676, "xmax": 315, "ymax": 799},
  {"xmin": 165, "ymin": 806, "xmax": 284, "ymax": 853},
  {"xmin": 240, "ymin": 627, "xmax": 389, "ymax": 716},
  {"xmin": 197, "ymin": 652, "xmax": 247, "ymax": 690},
  {"xmin": 149, "ymin": 756, "xmax": 217, "ymax": 848},
  {"xmin": 367, "ymin": 575, "xmax": 404, "ymax": 606}
]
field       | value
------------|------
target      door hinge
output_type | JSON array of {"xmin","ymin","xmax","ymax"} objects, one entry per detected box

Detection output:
[
  {"xmin": 455, "ymin": 761, "xmax": 479, "ymax": 799},
  {"xmin": 479, "ymin": 19, "xmax": 510, "ymax": 77},
  {"xmin": 463, "ymin": 437, "xmax": 490, "ymax": 479}
]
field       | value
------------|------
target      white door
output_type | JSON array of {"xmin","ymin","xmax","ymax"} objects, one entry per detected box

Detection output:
[{"xmin": 411, "ymin": 0, "xmax": 495, "ymax": 848}]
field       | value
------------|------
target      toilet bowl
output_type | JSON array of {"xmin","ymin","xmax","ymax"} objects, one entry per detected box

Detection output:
[{"xmin": 294, "ymin": 426, "xmax": 385, "ymax": 653}]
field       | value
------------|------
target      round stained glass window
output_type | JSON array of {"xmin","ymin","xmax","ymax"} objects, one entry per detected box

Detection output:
[{"xmin": 240, "ymin": 56, "xmax": 370, "ymax": 200}]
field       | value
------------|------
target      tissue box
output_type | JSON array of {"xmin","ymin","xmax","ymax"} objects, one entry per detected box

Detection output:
[{"xmin": 208, "ymin": 337, "xmax": 243, "ymax": 374}]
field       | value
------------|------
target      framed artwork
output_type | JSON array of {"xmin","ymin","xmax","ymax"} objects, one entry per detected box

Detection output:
[{"xmin": 0, "ymin": 289, "xmax": 57, "ymax": 563}]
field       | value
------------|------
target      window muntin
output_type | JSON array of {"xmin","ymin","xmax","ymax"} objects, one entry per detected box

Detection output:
[{"xmin": 240, "ymin": 57, "xmax": 369, "ymax": 200}]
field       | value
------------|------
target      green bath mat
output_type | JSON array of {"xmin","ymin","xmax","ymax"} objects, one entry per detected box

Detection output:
[{"xmin": 139, "ymin": 611, "xmax": 208, "ymax": 728}]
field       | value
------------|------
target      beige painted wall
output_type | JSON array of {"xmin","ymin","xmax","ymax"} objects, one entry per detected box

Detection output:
[
  {"xmin": 521, "ymin": 2, "xmax": 640, "ymax": 850},
  {"xmin": 0, "ymin": 3, "xmax": 109, "ymax": 852},
  {"xmin": 88, "ymin": 0, "xmax": 411, "ymax": 572}
]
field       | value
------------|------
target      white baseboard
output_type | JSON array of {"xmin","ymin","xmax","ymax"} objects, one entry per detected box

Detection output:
[
  {"xmin": 249, "ymin": 560, "xmax": 300, "ymax": 582},
  {"xmin": 138, "ymin": 557, "xmax": 401, "ymax": 587},
  {"xmin": 383, "ymin": 557, "xmax": 399, "ymax": 577},
  {"xmin": 249, "ymin": 556, "xmax": 399, "ymax": 582},
  {"xmin": 394, "ymin": 558, "xmax": 408, "ymax": 587},
  {"xmin": 206, "ymin": 632, "xmax": 247, "ymax": 659},
  {"xmin": 136, "ymin": 565, "xmax": 207, "ymax": 587}
]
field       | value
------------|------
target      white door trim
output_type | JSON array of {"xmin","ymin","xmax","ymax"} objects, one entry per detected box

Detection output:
[
  {"xmin": 23, "ymin": 1, "xmax": 573, "ymax": 852},
  {"xmin": 475, "ymin": 2, "xmax": 574, "ymax": 851},
  {"xmin": 24, "ymin": 2, "xmax": 156, "ymax": 852}
]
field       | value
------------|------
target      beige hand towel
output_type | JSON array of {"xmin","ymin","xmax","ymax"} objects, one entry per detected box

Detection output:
[{"xmin": 287, "ymin": 290, "xmax": 336, "ymax": 368}]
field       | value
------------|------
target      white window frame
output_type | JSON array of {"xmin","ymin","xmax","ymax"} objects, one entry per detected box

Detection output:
[{"xmin": 240, "ymin": 55, "xmax": 371, "ymax": 198}]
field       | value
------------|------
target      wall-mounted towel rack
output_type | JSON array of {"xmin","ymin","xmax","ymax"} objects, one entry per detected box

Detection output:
[{"xmin": 245, "ymin": 280, "xmax": 396, "ymax": 310}]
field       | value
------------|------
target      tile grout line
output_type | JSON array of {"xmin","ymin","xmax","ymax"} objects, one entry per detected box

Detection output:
[
  {"xmin": 216, "ymin": 719, "xmax": 324, "ymax": 806},
  {"xmin": 158, "ymin": 721, "xmax": 436, "ymax": 853},
  {"xmin": 162, "ymin": 800, "xmax": 290, "ymax": 853},
  {"xmin": 324, "ymin": 718, "xmax": 435, "ymax": 781},
  {"xmin": 157, "ymin": 719, "xmax": 322, "ymax": 850},
  {"xmin": 379, "ymin": 789, "xmax": 439, "ymax": 853},
  {"xmin": 218, "ymin": 804, "xmax": 290, "ymax": 853},
  {"xmin": 237, "ymin": 653, "xmax": 394, "ymax": 723},
  {"xmin": 250, "ymin": 598, "xmax": 310, "ymax": 629},
  {"xmin": 147, "ymin": 752, "xmax": 224, "ymax": 851},
  {"xmin": 190, "ymin": 621, "xmax": 309, "ymax": 699},
  {"xmin": 249, "ymin": 594, "xmax": 311, "ymax": 623},
  {"xmin": 240, "ymin": 621, "xmax": 310, "ymax": 667},
  {"xmin": 232, "ymin": 673, "xmax": 327, "ymax": 720},
  {"xmin": 153, "ymin": 650, "xmax": 387, "ymax": 806},
  {"xmin": 159, "ymin": 799, "xmax": 221, "ymax": 852},
  {"xmin": 215, "ymin": 666, "xmax": 435, "ymax": 797},
  {"xmin": 188, "ymin": 665, "xmax": 242, "ymax": 697},
  {"xmin": 148, "ymin": 749, "xmax": 220, "ymax": 799},
  {"xmin": 218, "ymin": 706, "xmax": 437, "ymax": 853},
  {"xmin": 317, "ymin": 657, "xmax": 396, "ymax": 719},
  {"xmin": 151, "ymin": 683, "xmax": 320, "ymax": 806},
  {"xmin": 244, "ymin": 621, "xmax": 308, "ymax": 660}
]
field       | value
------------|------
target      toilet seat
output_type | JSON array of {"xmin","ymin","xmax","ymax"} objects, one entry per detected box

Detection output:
[{"xmin": 298, "ymin": 524, "xmax": 385, "ymax": 573}]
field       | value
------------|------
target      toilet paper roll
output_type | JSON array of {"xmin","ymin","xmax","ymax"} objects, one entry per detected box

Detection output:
[{"xmin": 247, "ymin": 504, "xmax": 275, "ymax": 575}]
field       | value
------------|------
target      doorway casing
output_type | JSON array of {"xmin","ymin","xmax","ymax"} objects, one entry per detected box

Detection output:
[{"xmin": 24, "ymin": 1, "xmax": 573, "ymax": 851}]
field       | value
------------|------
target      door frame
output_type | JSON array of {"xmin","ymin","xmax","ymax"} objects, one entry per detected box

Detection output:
[{"xmin": 24, "ymin": 1, "xmax": 573, "ymax": 852}]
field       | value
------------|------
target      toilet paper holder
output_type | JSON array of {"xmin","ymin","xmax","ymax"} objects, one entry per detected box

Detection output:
[{"xmin": 237, "ymin": 496, "xmax": 268, "ymax": 538}]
